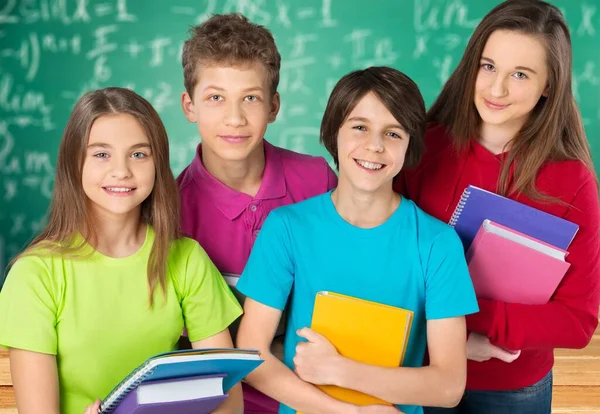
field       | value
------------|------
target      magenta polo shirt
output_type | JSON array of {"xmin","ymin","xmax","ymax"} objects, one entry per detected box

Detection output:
[{"xmin": 177, "ymin": 140, "xmax": 338, "ymax": 275}]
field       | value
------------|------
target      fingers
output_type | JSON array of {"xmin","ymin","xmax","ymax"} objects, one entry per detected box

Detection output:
[
  {"xmin": 84, "ymin": 399, "xmax": 101, "ymax": 414},
  {"xmin": 491, "ymin": 345, "xmax": 521, "ymax": 363},
  {"xmin": 296, "ymin": 327, "xmax": 322, "ymax": 342}
]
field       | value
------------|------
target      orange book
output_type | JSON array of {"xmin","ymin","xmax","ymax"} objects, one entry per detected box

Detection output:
[{"xmin": 305, "ymin": 291, "xmax": 413, "ymax": 407}]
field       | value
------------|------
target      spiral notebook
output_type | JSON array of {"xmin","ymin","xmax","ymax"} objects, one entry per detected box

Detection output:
[
  {"xmin": 112, "ymin": 374, "xmax": 228, "ymax": 414},
  {"xmin": 449, "ymin": 185, "xmax": 579, "ymax": 250},
  {"xmin": 99, "ymin": 348, "xmax": 262, "ymax": 414}
]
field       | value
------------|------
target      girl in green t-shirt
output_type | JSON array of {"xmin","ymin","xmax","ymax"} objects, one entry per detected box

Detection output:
[{"xmin": 0, "ymin": 87, "xmax": 243, "ymax": 414}]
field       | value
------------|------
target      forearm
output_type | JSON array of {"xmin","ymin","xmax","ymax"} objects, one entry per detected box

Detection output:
[
  {"xmin": 334, "ymin": 358, "xmax": 464, "ymax": 408},
  {"xmin": 10, "ymin": 349, "xmax": 60, "ymax": 414},
  {"xmin": 212, "ymin": 383, "xmax": 243, "ymax": 414},
  {"xmin": 246, "ymin": 351, "xmax": 349, "ymax": 414},
  {"xmin": 468, "ymin": 298, "xmax": 598, "ymax": 350}
]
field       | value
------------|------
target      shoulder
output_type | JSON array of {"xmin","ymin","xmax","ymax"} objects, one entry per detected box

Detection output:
[
  {"xmin": 168, "ymin": 237, "xmax": 209, "ymax": 264},
  {"xmin": 271, "ymin": 144, "xmax": 333, "ymax": 178},
  {"xmin": 403, "ymin": 198, "xmax": 462, "ymax": 249},
  {"xmin": 421, "ymin": 123, "xmax": 456, "ymax": 161},
  {"xmin": 260, "ymin": 194, "xmax": 329, "ymax": 238},
  {"xmin": 8, "ymin": 254, "xmax": 53, "ymax": 277},
  {"xmin": 404, "ymin": 123, "xmax": 457, "ymax": 179},
  {"xmin": 3, "ymin": 253, "xmax": 62, "ymax": 298},
  {"xmin": 176, "ymin": 164, "xmax": 194, "ymax": 192},
  {"xmin": 537, "ymin": 160, "xmax": 597, "ymax": 201},
  {"xmin": 274, "ymin": 192, "xmax": 327, "ymax": 219},
  {"xmin": 274, "ymin": 144, "xmax": 330, "ymax": 167}
]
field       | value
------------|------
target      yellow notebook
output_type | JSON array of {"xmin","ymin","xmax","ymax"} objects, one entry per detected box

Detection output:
[{"xmin": 308, "ymin": 291, "xmax": 413, "ymax": 407}]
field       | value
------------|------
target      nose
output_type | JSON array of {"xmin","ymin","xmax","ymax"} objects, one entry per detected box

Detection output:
[
  {"xmin": 490, "ymin": 74, "xmax": 508, "ymax": 98},
  {"xmin": 364, "ymin": 132, "xmax": 384, "ymax": 153},
  {"xmin": 110, "ymin": 157, "xmax": 132, "ymax": 180},
  {"xmin": 224, "ymin": 102, "xmax": 247, "ymax": 127}
]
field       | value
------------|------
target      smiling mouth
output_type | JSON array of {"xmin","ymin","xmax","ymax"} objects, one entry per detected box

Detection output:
[
  {"xmin": 483, "ymin": 98, "xmax": 510, "ymax": 110},
  {"xmin": 354, "ymin": 159, "xmax": 386, "ymax": 171},
  {"xmin": 102, "ymin": 186, "xmax": 136, "ymax": 195},
  {"xmin": 219, "ymin": 135, "xmax": 251, "ymax": 142}
]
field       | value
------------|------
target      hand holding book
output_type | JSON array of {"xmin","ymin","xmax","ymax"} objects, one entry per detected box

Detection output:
[
  {"xmin": 84, "ymin": 399, "xmax": 101, "ymax": 414},
  {"xmin": 294, "ymin": 327, "xmax": 342, "ymax": 386}
]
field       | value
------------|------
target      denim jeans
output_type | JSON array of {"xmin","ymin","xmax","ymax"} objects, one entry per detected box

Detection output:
[{"xmin": 424, "ymin": 370, "xmax": 553, "ymax": 414}]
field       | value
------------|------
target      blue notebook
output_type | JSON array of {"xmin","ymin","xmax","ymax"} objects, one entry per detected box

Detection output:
[
  {"xmin": 449, "ymin": 185, "xmax": 579, "ymax": 251},
  {"xmin": 100, "ymin": 348, "xmax": 262, "ymax": 414}
]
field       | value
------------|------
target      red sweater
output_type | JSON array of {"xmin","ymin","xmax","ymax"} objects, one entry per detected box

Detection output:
[{"xmin": 396, "ymin": 124, "xmax": 600, "ymax": 390}]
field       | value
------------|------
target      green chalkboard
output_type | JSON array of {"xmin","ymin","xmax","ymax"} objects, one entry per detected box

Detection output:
[{"xmin": 0, "ymin": 0, "xmax": 598, "ymax": 274}]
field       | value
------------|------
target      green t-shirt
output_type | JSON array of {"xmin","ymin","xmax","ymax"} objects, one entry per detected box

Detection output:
[{"xmin": 0, "ymin": 225, "xmax": 242, "ymax": 414}]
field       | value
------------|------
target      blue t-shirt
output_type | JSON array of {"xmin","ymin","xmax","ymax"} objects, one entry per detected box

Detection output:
[{"xmin": 237, "ymin": 192, "xmax": 478, "ymax": 414}]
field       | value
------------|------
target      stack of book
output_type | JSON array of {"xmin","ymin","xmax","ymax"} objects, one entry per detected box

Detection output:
[
  {"xmin": 449, "ymin": 185, "xmax": 579, "ymax": 304},
  {"xmin": 99, "ymin": 348, "xmax": 262, "ymax": 414}
]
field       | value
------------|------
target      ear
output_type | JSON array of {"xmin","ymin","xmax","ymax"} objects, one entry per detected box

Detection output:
[
  {"xmin": 181, "ymin": 91, "xmax": 197, "ymax": 123},
  {"xmin": 542, "ymin": 84, "xmax": 549, "ymax": 98},
  {"xmin": 268, "ymin": 92, "xmax": 281, "ymax": 124}
]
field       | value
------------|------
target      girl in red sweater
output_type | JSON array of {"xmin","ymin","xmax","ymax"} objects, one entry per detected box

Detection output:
[{"xmin": 396, "ymin": 1, "xmax": 599, "ymax": 413}]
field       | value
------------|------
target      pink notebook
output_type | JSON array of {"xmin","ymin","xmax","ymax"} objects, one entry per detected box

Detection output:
[{"xmin": 466, "ymin": 220, "xmax": 571, "ymax": 305}]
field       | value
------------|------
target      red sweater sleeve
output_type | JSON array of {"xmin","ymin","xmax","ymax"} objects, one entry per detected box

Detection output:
[{"xmin": 466, "ymin": 177, "xmax": 600, "ymax": 350}]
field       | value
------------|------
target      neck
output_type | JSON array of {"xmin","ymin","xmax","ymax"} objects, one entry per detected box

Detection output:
[
  {"xmin": 478, "ymin": 120, "xmax": 524, "ymax": 155},
  {"xmin": 201, "ymin": 142, "xmax": 265, "ymax": 197},
  {"xmin": 332, "ymin": 178, "xmax": 400, "ymax": 228},
  {"xmin": 89, "ymin": 207, "xmax": 146, "ymax": 258}
]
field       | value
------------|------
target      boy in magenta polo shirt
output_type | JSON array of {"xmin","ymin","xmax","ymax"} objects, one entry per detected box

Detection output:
[{"xmin": 176, "ymin": 13, "xmax": 337, "ymax": 413}]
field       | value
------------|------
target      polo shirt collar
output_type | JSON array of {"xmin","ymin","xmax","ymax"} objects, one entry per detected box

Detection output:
[{"xmin": 189, "ymin": 140, "xmax": 287, "ymax": 220}]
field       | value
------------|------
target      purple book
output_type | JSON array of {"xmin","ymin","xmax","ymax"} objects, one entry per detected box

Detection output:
[
  {"xmin": 449, "ymin": 185, "xmax": 579, "ymax": 251},
  {"xmin": 112, "ymin": 374, "xmax": 228, "ymax": 414},
  {"xmin": 99, "ymin": 348, "xmax": 262, "ymax": 414}
]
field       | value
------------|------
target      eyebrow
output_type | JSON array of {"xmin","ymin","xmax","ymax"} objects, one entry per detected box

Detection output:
[
  {"xmin": 203, "ymin": 85, "xmax": 265, "ymax": 93},
  {"xmin": 87, "ymin": 143, "xmax": 151, "ymax": 150},
  {"xmin": 347, "ymin": 116, "xmax": 406, "ymax": 132},
  {"xmin": 481, "ymin": 57, "xmax": 538, "ymax": 74}
]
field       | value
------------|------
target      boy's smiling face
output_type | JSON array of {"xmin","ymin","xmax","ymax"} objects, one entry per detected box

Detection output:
[{"xmin": 182, "ymin": 61, "xmax": 280, "ymax": 164}]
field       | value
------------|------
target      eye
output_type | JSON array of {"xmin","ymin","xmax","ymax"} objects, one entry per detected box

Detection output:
[
  {"xmin": 208, "ymin": 95, "xmax": 223, "ymax": 102},
  {"xmin": 244, "ymin": 95, "xmax": 259, "ymax": 102},
  {"xmin": 131, "ymin": 151, "xmax": 148, "ymax": 159},
  {"xmin": 481, "ymin": 63, "xmax": 495, "ymax": 72},
  {"xmin": 352, "ymin": 125, "xmax": 367, "ymax": 131},
  {"xmin": 386, "ymin": 131, "xmax": 402, "ymax": 139},
  {"xmin": 513, "ymin": 71, "xmax": 528, "ymax": 80},
  {"xmin": 93, "ymin": 152, "xmax": 109, "ymax": 158}
]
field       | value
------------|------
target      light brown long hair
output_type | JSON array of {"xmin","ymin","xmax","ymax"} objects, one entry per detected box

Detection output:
[
  {"xmin": 428, "ymin": 0, "xmax": 595, "ymax": 199},
  {"xmin": 17, "ymin": 87, "xmax": 181, "ymax": 304}
]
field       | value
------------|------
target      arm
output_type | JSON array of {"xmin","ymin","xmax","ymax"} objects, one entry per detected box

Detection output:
[
  {"xmin": 9, "ymin": 348, "xmax": 59, "ymax": 414},
  {"xmin": 299, "ymin": 317, "xmax": 467, "ymax": 408},
  {"xmin": 237, "ymin": 299, "xmax": 354, "ymax": 414},
  {"xmin": 191, "ymin": 330, "xmax": 243, "ymax": 414},
  {"xmin": 467, "ymin": 178, "xmax": 600, "ymax": 350}
]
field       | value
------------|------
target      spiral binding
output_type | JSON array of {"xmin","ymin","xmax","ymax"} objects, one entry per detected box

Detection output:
[
  {"xmin": 448, "ymin": 187, "xmax": 471, "ymax": 227},
  {"xmin": 99, "ymin": 363, "xmax": 156, "ymax": 413}
]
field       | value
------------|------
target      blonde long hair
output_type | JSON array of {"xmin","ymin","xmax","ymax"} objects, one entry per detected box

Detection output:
[{"xmin": 17, "ymin": 87, "xmax": 181, "ymax": 304}]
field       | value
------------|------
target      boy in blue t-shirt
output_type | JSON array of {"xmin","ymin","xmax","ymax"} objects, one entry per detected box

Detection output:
[{"xmin": 237, "ymin": 67, "xmax": 478, "ymax": 414}]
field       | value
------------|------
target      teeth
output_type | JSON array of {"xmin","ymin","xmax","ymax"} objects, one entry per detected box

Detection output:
[
  {"xmin": 105, "ymin": 187, "xmax": 133, "ymax": 192},
  {"xmin": 356, "ymin": 160, "xmax": 384, "ymax": 170}
]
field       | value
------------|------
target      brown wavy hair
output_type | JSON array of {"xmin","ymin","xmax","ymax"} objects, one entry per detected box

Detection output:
[
  {"xmin": 427, "ymin": 0, "xmax": 595, "ymax": 199},
  {"xmin": 182, "ymin": 13, "xmax": 281, "ymax": 98},
  {"xmin": 16, "ymin": 87, "xmax": 181, "ymax": 304}
]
